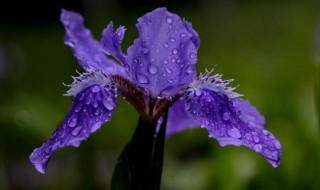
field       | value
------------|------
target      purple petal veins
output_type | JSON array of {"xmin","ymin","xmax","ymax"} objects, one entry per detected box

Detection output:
[
  {"xmin": 30, "ymin": 73, "xmax": 117, "ymax": 173},
  {"xmin": 126, "ymin": 7, "xmax": 200, "ymax": 98}
]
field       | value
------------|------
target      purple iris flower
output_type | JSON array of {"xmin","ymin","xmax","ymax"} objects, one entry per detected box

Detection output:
[{"xmin": 30, "ymin": 7, "xmax": 282, "ymax": 174}]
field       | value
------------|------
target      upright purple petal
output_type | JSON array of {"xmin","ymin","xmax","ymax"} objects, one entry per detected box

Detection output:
[
  {"xmin": 166, "ymin": 98, "xmax": 199, "ymax": 137},
  {"xmin": 101, "ymin": 22, "xmax": 126, "ymax": 64},
  {"xmin": 126, "ymin": 7, "xmax": 200, "ymax": 98},
  {"xmin": 30, "ymin": 78, "xmax": 117, "ymax": 173},
  {"xmin": 183, "ymin": 88, "xmax": 282, "ymax": 167},
  {"xmin": 60, "ymin": 9, "xmax": 126, "ymax": 76}
]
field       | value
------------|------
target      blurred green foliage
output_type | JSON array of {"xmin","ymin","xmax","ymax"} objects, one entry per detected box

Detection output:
[{"xmin": 0, "ymin": 0, "xmax": 319, "ymax": 189}]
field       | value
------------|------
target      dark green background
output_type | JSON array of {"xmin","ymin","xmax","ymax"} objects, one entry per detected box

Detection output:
[{"xmin": 0, "ymin": 0, "xmax": 319, "ymax": 189}]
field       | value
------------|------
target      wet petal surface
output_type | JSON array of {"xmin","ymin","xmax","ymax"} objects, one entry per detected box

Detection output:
[
  {"xmin": 184, "ymin": 88, "xmax": 282, "ymax": 167},
  {"xmin": 30, "ymin": 83, "xmax": 117, "ymax": 173},
  {"xmin": 126, "ymin": 8, "xmax": 200, "ymax": 98}
]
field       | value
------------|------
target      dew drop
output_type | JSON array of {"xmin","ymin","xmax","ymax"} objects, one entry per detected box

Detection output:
[
  {"xmin": 169, "ymin": 37, "xmax": 176, "ymax": 43},
  {"xmin": 166, "ymin": 17, "xmax": 173, "ymax": 23},
  {"xmin": 142, "ymin": 47, "xmax": 149, "ymax": 54},
  {"xmin": 136, "ymin": 74, "xmax": 149, "ymax": 84},
  {"xmin": 93, "ymin": 102, "xmax": 98, "ymax": 108},
  {"xmin": 185, "ymin": 102, "xmax": 191, "ymax": 111},
  {"xmin": 74, "ymin": 106, "xmax": 82, "ymax": 113},
  {"xmin": 253, "ymin": 135, "xmax": 260, "ymax": 143},
  {"xmin": 190, "ymin": 53, "xmax": 196, "ymax": 59},
  {"xmin": 274, "ymin": 141, "xmax": 282, "ymax": 149},
  {"xmin": 86, "ymin": 98, "xmax": 91, "ymax": 105},
  {"xmin": 148, "ymin": 64, "xmax": 158, "ymax": 75},
  {"xmin": 186, "ymin": 65, "xmax": 194, "ymax": 74},
  {"xmin": 71, "ymin": 127, "xmax": 82, "ymax": 136},
  {"xmin": 77, "ymin": 93, "xmax": 84, "ymax": 101},
  {"xmin": 165, "ymin": 67, "xmax": 172, "ymax": 73},
  {"xmin": 195, "ymin": 90, "xmax": 202, "ymax": 96},
  {"xmin": 171, "ymin": 58, "xmax": 176, "ymax": 63},
  {"xmin": 222, "ymin": 112, "xmax": 230, "ymax": 121},
  {"xmin": 180, "ymin": 33, "xmax": 187, "ymax": 38},
  {"xmin": 45, "ymin": 146, "xmax": 52, "ymax": 154},
  {"xmin": 227, "ymin": 128, "xmax": 241, "ymax": 138},
  {"xmin": 168, "ymin": 79, "xmax": 174, "ymax": 83},
  {"xmin": 103, "ymin": 98, "xmax": 116, "ymax": 110},
  {"xmin": 91, "ymin": 122, "xmax": 102, "ymax": 133},
  {"xmin": 94, "ymin": 109, "xmax": 100, "ymax": 116},
  {"xmin": 172, "ymin": 48, "xmax": 178, "ymax": 55},
  {"xmin": 253, "ymin": 144, "xmax": 263, "ymax": 152},
  {"xmin": 68, "ymin": 118, "xmax": 78, "ymax": 128},
  {"xmin": 163, "ymin": 60, "xmax": 168, "ymax": 64},
  {"xmin": 91, "ymin": 86, "xmax": 101, "ymax": 93},
  {"xmin": 163, "ymin": 43, "xmax": 169, "ymax": 48},
  {"xmin": 150, "ymin": 58, "xmax": 156, "ymax": 63}
]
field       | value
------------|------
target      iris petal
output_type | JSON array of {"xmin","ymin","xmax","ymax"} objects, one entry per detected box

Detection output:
[
  {"xmin": 166, "ymin": 98, "xmax": 199, "ymax": 137},
  {"xmin": 126, "ymin": 7, "xmax": 200, "ymax": 98},
  {"xmin": 30, "ymin": 83, "xmax": 117, "ymax": 173},
  {"xmin": 183, "ymin": 88, "xmax": 282, "ymax": 167},
  {"xmin": 60, "ymin": 9, "xmax": 126, "ymax": 76},
  {"xmin": 101, "ymin": 22, "xmax": 126, "ymax": 65}
]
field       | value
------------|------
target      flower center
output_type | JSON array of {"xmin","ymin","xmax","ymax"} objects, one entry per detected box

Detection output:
[{"xmin": 111, "ymin": 75, "xmax": 180, "ymax": 124}]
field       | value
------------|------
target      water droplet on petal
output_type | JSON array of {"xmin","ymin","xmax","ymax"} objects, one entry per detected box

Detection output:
[
  {"xmin": 223, "ymin": 112, "xmax": 230, "ymax": 121},
  {"xmin": 94, "ymin": 109, "xmax": 100, "ymax": 116},
  {"xmin": 93, "ymin": 102, "xmax": 98, "ymax": 108},
  {"xmin": 148, "ymin": 64, "xmax": 158, "ymax": 75},
  {"xmin": 74, "ymin": 106, "xmax": 82, "ymax": 113},
  {"xmin": 68, "ymin": 118, "xmax": 78, "ymax": 128},
  {"xmin": 103, "ymin": 98, "xmax": 116, "ymax": 110},
  {"xmin": 163, "ymin": 43, "xmax": 169, "ymax": 48},
  {"xmin": 180, "ymin": 33, "xmax": 187, "ymax": 38},
  {"xmin": 166, "ymin": 17, "xmax": 173, "ymax": 23},
  {"xmin": 253, "ymin": 135, "xmax": 260, "ymax": 143},
  {"xmin": 227, "ymin": 128, "xmax": 241, "ymax": 138},
  {"xmin": 136, "ymin": 74, "xmax": 149, "ymax": 84},
  {"xmin": 91, "ymin": 86, "xmax": 101, "ymax": 93},
  {"xmin": 150, "ymin": 58, "xmax": 156, "ymax": 62},
  {"xmin": 172, "ymin": 48, "xmax": 178, "ymax": 55},
  {"xmin": 253, "ymin": 144, "xmax": 263, "ymax": 152},
  {"xmin": 171, "ymin": 58, "xmax": 176, "ymax": 63},
  {"xmin": 142, "ymin": 47, "xmax": 149, "ymax": 54},
  {"xmin": 45, "ymin": 146, "xmax": 52, "ymax": 154},
  {"xmin": 165, "ymin": 67, "xmax": 172, "ymax": 73},
  {"xmin": 274, "ymin": 141, "xmax": 282, "ymax": 149},
  {"xmin": 71, "ymin": 127, "xmax": 82, "ymax": 136},
  {"xmin": 163, "ymin": 60, "xmax": 168, "ymax": 64},
  {"xmin": 91, "ymin": 122, "xmax": 102, "ymax": 133},
  {"xmin": 185, "ymin": 102, "xmax": 191, "ymax": 111},
  {"xmin": 190, "ymin": 53, "xmax": 196, "ymax": 59},
  {"xmin": 77, "ymin": 93, "xmax": 84, "ymax": 100},
  {"xmin": 186, "ymin": 65, "xmax": 194, "ymax": 74},
  {"xmin": 169, "ymin": 37, "xmax": 176, "ymax": 43},
  {"xmin": 195, "ymin": 90, "xmax": 202, "ymax": 96}
]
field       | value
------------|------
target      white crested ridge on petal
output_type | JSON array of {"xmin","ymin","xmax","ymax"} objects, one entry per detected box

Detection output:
[
  {"xmin": 188, "ymin": 69, "xmax": 242, "ymax": 99},
  {"xmin": 64, "ymin": 70, "xmax": 113, "ymax": 96}
]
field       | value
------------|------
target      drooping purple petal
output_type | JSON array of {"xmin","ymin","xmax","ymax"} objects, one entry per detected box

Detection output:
[
  {"xmin": 60, "ymin": 9, "xmax": 126, "ymax": 77},
  {"xmin": 126, "ymin": 7, "xmax": 200, "ymax": 98},
  {"xmin": 233, "ymin": 98, "xmax": 266, "ymax": 129},
  {"xmin": 166, "ymin": 98, "xmax": 199, "ymax": 137},
  {"xmin": 101, "ymin": 22, "xmax": 126, "ymax": 64},
  {"xmin": 183, "ymin": 88, "xmax": 282, "ymax": 167},
  {"xmin": 30, "ymin": 82, "xmax": 117, "ymax": 173}
]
